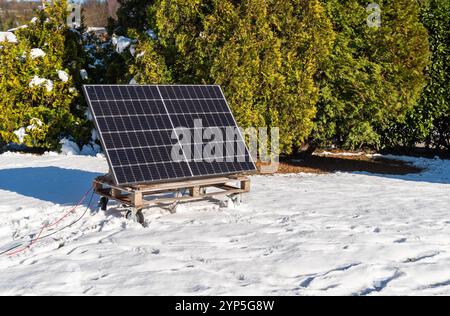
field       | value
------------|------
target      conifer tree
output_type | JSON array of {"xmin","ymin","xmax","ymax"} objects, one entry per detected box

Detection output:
[
  {"xmin": 386, "ymin": 0, "xmax": 449, "ymax": 151},
  {"xmin": 152, "ymin": 0, "xmax": 335, "ymax": 153},
  {"xmin": 0, "ymin": 0, "xmax": 91, "ymax": 150},
  {"xmin": 313, "ymin": 0, "xmax": 430, "ymax": 149}
]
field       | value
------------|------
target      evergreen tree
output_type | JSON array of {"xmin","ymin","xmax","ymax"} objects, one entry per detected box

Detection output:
[
  {"xmin": 127, "ymin": 30, "xmax": 171, "ymax": 84},
  {"xmin": 387, "ymin": 0, "xmax": 449, "ymax": 151},
  {"xmin": 421, "ymin": 0, "xmax": 450, "ymax": 151},
  {"xmin": 0, "ymin": 0, "xmax": 91, "ymax": 150},
  {"xmin": 151, "ymin": 0, "xmax": 335, "ymax": 153},
  {"xmin": 104, "ymin": 0, "xmax": 169, "ymax": 84},
  {"xmin": 313, "ymin": 0, "xmax": 430, "ymax": 149}
]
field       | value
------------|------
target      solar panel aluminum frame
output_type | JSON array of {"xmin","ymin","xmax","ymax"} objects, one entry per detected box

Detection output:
[{"xmin": 83, "ymin": 84, "xmax": 257, "ymax": 187}]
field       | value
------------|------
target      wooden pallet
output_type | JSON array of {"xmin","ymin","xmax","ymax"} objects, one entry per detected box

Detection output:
[{"xmin": 93, "ymin": 174, "xmax": 251, "ymax": 210}]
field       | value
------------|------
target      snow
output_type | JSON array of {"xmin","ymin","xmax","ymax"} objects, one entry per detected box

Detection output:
[
  {"xmin": 112, "ymin": 35, "xmax": 132, "ymax": 54},
  {"xmin": 84, "ymin": 108, "xmax": 93, "ymax": 121},
  {"xmin": 13, "ymin": 128, "xmax": 27, "ymax": 143},
  {"xmin": 59, "ymin": 138, "xmax": 80, "ymax": 156},
  {"xmin": 60, "ymin": 134, "xmax": 101, "ymax": 157},
  {"xmin": 80, "ymin": 143, "xmax": 101, "ymax": 156},
  {"xmin": 26, "ymin": 118, "xmax": 43, "ymax": 131},
  {"xmin": 30, "ymin": 48, "xmax": 46, "ymax": 59},
  {"xmin": 57, "ymin": 70, "xmax": 69, "ymax": 83},
  {"xmin": 129, "ymin": 45, "xmax": 136, "ymax": 57},
  {"xmin": 318, "ymin": 151, "xmax": 371, "ymax": 157},
  {"xmin": 86, "ymin": 27, "xmax": 106, "ymax": 33},
  {"xmin": 146, "ymin": 29, "xmax": 157, "ymax": 40},
  {"xmin": 0, "ymin": 32, "xmax": 18, "ymax": 43},
  {"xmin": 0, "ymin": 154, "xmax": 449, "ymax": 295},
  {"xmin": 80, "ymin": 69, "xmax": 88, "ymax": 80},
  {"xmin": 93, "ymin": 59, "xmax": 103, "ymax": 67},
  {"xmin": 80, "ymin": 130, "xmax": 102, "ymax": 156},
  {"xmin": 29, "ymin": 76, "xmax": 53, "ymax": 92},
  {"xmin": 7, "ymin": 25, "xmax": 27, "ymax": 32}
]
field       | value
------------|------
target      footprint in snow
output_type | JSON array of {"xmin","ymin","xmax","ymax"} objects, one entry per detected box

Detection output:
[
  {"xmin": 357, "ymin": 270, "xmax": 404, "ymax": 295},
  {"xmin": 394, "ymin": 238, "xmax": 407, "ymax": 243},
  {"xmin": 403, "ymin": 251, "xmax": 440, "ymax": 263},
  {"xmin": 91, "ymin": 273, "xmax": 109, "ymax": 281}
]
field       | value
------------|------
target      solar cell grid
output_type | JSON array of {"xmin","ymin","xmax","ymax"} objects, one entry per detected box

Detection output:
[{"xmin": 83, "ymin": 84, "xmax": 256, "ymax": 185}]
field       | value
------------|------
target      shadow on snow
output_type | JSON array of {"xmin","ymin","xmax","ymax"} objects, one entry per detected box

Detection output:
[{"xmin": 0, "ymin": 167, "xmax": 102, "ymax": 205}]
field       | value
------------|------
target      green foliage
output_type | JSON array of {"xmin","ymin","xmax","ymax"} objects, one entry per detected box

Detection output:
[
  {"xmin": 99, "ymin": 32, "xmax": 170, "ymax": 85},
  {"xmin": 386, "ymin": 0, "xmax": 449, "ymax": 151},
  {"xmin": 148, "ymin": 0, "xmax": 335, "ymax": 153},
  {"xmin": 0, "ymin": 0, "xmax": 91, "ymax": 150},
  {"xmin": 1, "ymin": 0, "xmax": 442, "ymax": 155},
  {"xmin": 127, "ymin": 31, "xmax": 171, "ymax": 84},
  {"xmin": 313, "ymin": 0, "xmax": 430, "ymax": 150},
  {"xmin": 103, "ymin": 0, "xmax": 170, "ymax": 84}
]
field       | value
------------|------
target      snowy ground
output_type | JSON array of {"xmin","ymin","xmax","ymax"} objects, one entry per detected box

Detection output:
[{"xmin": 0, "ymin": 152, "xmax": 449, "ymax": 296}]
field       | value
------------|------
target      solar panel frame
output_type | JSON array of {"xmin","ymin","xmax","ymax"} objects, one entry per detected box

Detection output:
[{"xmin": 83, "ymin": 84, "xmax": 257, "ymax": 186}]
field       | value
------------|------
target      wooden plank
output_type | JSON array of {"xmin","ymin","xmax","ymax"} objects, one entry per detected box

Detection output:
[
  {"xmin": 93, "ymin": 174, "xmax": 251, "ymax": 210},
  {"xmin": 136, "ymin": 176, "xmax": 243, "ymax": 193},
  {"xmin": 215, "ymin": 184, "xmax": 240, "ymax": 191},
  {"xmin": 241, "ymin": 179, "xmax": 250, "ymax": 192},
  {"xmin": 95, "ymin": 188, "xmax": 130, "ymax": 204},
  {"xmin": 95, "ymin": 175, "xmax": 248, "ymax": 192},
  {"xmin": 146, "ymin": 188, "xmax": 246, "ymax": 206},
  {"xmin": 190, "ymin": 186, "xmax": 200, "ymax": 197},
  {"xmin": 131, "ymin": 191, "xmax": 143, "ymax": 208},
  {"xmin": 93, "ymin": 181, "xmax": 102, "ymax": 192},
  {"xmin": 94, "ymin": 179, "xmax": 133, "ymax": 193},
  {"xmin": 111, "ymin": 187, "xmax": 122, "ymax": 198}
]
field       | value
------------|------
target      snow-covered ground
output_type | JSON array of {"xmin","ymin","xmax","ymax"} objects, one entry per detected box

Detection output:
[{"xmin": 0, "ymin": 152, "xmax": 449, "ymax": 295}]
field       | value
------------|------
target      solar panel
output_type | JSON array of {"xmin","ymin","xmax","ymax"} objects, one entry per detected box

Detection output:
[{"xmin": 83, "ymin": 85, "xmax": 256, "ymax": 186}]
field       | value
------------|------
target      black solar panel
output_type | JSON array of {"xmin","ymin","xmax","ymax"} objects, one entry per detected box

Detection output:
[{"xmin": 83, "ymin": 85, "xmax": 256, "ymax": 185}]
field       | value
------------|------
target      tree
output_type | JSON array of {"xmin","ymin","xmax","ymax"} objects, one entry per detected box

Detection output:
[
  {"xmin": 313, "ymin": 0, "xmax": 430, "ymax": 150},
  {"xmin": 0, "ymin": 0, "xmax": 91, "ymax": 150},
  {"xmin": 102, "ymin": 0, "xmax": 170, "ymax": 84},
  {"xmin": 127, "ymin": 31, "xmax": 171, "ymax": 84},
  {"xmin": 387, "ymin": 0, "xmax": 449, "ymax": 151},
  {"xmin": 421, "ymin": 0, "xmax": 450, "ymax": 151},
  {"xmin": 151, "ymin": 0, "xmax": 335, "ymax": 153}
]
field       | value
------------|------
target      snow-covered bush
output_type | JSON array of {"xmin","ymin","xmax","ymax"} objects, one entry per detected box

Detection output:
[{"xmin": 0, "ymin": 0, "xmax": 91, "ymax": 150}]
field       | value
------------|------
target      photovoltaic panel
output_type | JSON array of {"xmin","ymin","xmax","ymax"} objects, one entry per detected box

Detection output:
[{"xmin": 83, "ymin": 85, "xmax": 256, "ymax": 186}]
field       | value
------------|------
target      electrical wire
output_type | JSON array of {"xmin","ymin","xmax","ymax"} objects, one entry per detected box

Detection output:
[
  {"xmin": 2, "ymin": 187, "xmax": 95, "ymax": 257},
  {"xmin": 5, "ymin": 189, "xmax": 94, "ymax": 256},
  {"xmin": 28, "ymin": 190, "xmax": 95, "ymax": 242}
]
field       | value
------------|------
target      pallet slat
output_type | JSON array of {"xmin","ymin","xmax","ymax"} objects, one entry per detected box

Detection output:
[{"xmin": 94, "ymin": 175, "xmax": 250, "ymax": 210}]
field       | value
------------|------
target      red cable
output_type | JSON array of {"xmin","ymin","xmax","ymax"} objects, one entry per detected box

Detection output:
[{"xmin": 6, "ymin": 186, "xmax": 94, "ymax": 256}]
